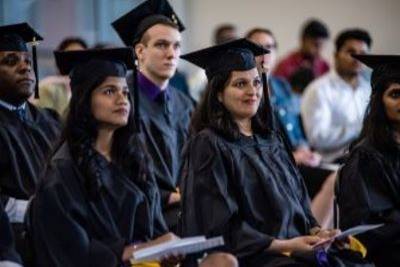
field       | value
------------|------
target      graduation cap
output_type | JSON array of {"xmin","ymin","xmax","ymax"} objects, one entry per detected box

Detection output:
[
  {"xmin": 181, "ymin": 38, "xmax": 277, "ymax": 130},
  {"xmin": 181, "ymin": 38, "xmax": 269, "ymax": 80},
  {"xmin": 0, "ymin": 23, "xmax": 43, "ymax": 98},
  {"xmin": 54, "ymin": 48, "xmax": 141, "ymax": 132},
  {"xmin": 112, "ymin": 0, "xmax": 185, "ymax": 46},
  {"xmin": 352, "ymin": 54, "xmax": 400, "ymax": 92},
  {"xmin": 54, "ymin": 47, "xmax": 135, "ymax": 76}
]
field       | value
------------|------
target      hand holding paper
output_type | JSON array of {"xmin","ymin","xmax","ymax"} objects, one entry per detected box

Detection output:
[{"xmin": 312, "ymin": 224, "xmax": 384, "ymax": 250}]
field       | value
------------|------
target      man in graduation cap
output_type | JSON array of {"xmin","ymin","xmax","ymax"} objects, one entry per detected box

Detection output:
[
  {"xmin": 337, "ymin": 54, "xmax": 400, "ymax": 267},
  {"xmin": 112, "ymin": 0, "xmax": 194, "ymax": 232},
  {"xmin": 0, "ymin": 22, "xmax": 62, "ymax": 261}
]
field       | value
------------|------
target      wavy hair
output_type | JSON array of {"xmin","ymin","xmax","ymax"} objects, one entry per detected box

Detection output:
[{"xmin": 62, "ymin": 72, "xmax": 150, "ymax": 198}]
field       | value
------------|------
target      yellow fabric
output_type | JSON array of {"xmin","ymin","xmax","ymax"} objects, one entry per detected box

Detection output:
[
  {"xmin": 348, "ymin": 236, "xmax": 367, "ymax": 258},
  {"xmin": 131, "ymin": 261, "xmax": 161, "ymax": 267}
]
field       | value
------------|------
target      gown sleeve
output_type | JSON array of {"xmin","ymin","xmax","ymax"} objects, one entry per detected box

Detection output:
[
  {"xmin": 31, "ymin": 165, "xmax": 125, "ymax": 267},
  {"xmin": 181, "ymin": 133, "xmax": 274, "ymax": 258}
]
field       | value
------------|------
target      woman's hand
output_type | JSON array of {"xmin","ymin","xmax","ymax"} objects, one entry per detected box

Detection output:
[
  {"xmin": 168, "ymin": 188, "xmax": 181, "ymax": 205},
  {"xmin": 293, "ymin": 147, "xmax": 322, "ymax": 167},
  {"xmin": 316, "ymin": 228, "xmax": 340, "ymax": 240},
  {"xmin": 268, "ymin": 235, "xmax": 322, "ymax": 254},
  {"xmin": 121, "ymin": 233, "xmax": 180, "ymax": 262}
]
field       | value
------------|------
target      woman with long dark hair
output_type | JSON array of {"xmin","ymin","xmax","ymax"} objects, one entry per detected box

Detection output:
[
  {"xmin": 28, "ymin": 48, "xmax": 237, "ymax": 267},
  {"xmin": 179, "ymin": 39, "xmax": 373, "ymax": 267},
  {"xmin": 337, "ymin": 55, "xmax": 400, "ymax": 267}
]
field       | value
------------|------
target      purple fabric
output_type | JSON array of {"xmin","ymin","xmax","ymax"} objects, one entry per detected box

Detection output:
[
  {"xmin": 138, "ymin": 71, "xmax": 170, "ymax": 101},
  {"xmin": 315, "ymin": 248, "xmax": 331, "ymax": 267}
]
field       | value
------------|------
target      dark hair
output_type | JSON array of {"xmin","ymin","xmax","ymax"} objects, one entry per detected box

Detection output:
[
  {"xmin": 190, "ymin": 70, "xmax": 271, "ymax": 140},
  {"xmin": 62, "ymin": 71, "xmax": 149, "ymax": 198},
  {"xmin": 57, "ymin": 37, "xmax": 88, "ymax": 51},
  {"xmin": 335, "ymin": 29, "xmax": 372, "ymax": 52},
  {"xmin": 245, "ymin": 27, "xmax": 278, "ymax": 49},
  {"xmin": 351, "ymin": 76, "xmax": 400, "ymax": 154},
  {"xmin": 301, "ymin": 19, "xmax": 329, "ymax": 39},
  {"xmin": 214, "ymin": 24, "xmax": 237, "ymax": 45}
]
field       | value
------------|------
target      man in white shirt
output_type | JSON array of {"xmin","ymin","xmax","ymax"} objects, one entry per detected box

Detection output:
[{"xmin": 301, "ymin": 29, "xmax": 372, "ymax": 162}]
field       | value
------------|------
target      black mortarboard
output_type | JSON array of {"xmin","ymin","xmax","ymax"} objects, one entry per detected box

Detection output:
[
  {"xmin": 54, "ymin": 48, "xmax": 135, "ymax": 77},
  {"xmin": 0, "ymin": 23, "xmax": 43, "ymax": 98},
  {"xmin": 112, "ymin": 0, "xmax": 185, "ymax": 46},
  {"xmin": 54, "ymin": 48, "xmax": 140, "ymax": 132},
  {"xmin": 353, "ymin": 54, "xmax": 400, "ymax": 92},
  {"xmin": 181, "ymin": 38, "xmax": 269, "ymax": 80}
]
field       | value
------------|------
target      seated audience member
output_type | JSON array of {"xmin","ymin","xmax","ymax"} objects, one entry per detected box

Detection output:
[
  {"xmin": 180, "ymin": 38, "xmax": 372, "ymax": 267},
  {"xmin": 274, "ymin": 19, "xmax": 330, "ymax": 93},
  {"xmin": 246, "ymin": 27, "xmax": 335, "ymax": 227},
  {"xmin": 301, "ymin": 29, "xmax": 372, "ymax": 163},
  {"xmin": 0, "ymin": 201, "xmax": 22, "ymax": 267},
  {"xmin": 29, "ymin": 48, "xmax": 237, "ymax": 267},
  {"xmin": 337, "ymin": 54, "xmax": 400, "ymax": 267},
  {"xmin": 0, "ymin": 22, "xmax": 62, "ymax": 262},
  {"xmin": 35, "ymin": 36, "xmax": 88, "ymax": 116}
]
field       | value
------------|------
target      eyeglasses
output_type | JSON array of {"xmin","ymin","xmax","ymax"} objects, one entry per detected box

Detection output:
[{"xmin": 262, "ymin": 44, "xmax": 277, "ymax": 50}]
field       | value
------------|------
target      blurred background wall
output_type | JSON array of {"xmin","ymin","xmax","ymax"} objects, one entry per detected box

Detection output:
[{"xmin": 1, "ymin": 0, "xmax": 399, "ymax": 77}]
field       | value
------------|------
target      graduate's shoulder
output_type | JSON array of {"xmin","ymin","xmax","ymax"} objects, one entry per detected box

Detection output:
[
  {"xmin": 38, "ymin": 143, "xmax": 79, "ymax": 191},
  {"xmin": 28, "ymin": 102, "xmax": 61, "ymax": 124},
  {"xmin": 341, "ymin": 138, "xmax": 386, "ymax": 180},
  {"xmin": 187, "ymin": 128, "xmax": 232, "ymax": 154},
  {"xmin": 346, "ymin": 139, "xmax": 385, "ymax": 164}
]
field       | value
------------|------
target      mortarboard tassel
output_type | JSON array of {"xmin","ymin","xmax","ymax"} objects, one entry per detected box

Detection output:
[
  {"xmin": 31, "ymin": 37, "xmax": 40, "ymax": 99},
  {"xmin": 133, "ymin": 60, "xmax": 141, "ymax": 133},
  {"xmin": 262, "ymin": 63, "xmax": 296, "ymax": 161},
  {"xmin": 261, "ymin": 63, "xmax": 275, "ymax": 131}
]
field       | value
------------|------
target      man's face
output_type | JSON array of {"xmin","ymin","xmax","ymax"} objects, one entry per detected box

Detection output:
[
  {"xmin": 302, "ymin": 37, "xmax": 327, "ymax": 59},
  {"xmin": 248, "ymin": 32, "xmax": 277, "ymax": 72},
  {"xmin": 0, "ymin": 51, "xmax": 35, "ymax": 104},
  {"xmin": 135, "ymin": 24, "xmax": 181, "ymax": 85},
  {"xmin": 335, "ymin": 39, "xmax": 369, "ymax": 76}
]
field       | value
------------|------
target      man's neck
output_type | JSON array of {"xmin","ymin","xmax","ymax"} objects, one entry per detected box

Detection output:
[
  {"xmin": 139, "ymin": 69, "xmax": 169, "ymax": 90},
  {"xmin": 299, "ymin": 48, "xmax": 315, "ymax": 61},
  {"xmin": 336, "ymin": 69, "xmax": 359, "ymax": 89}
]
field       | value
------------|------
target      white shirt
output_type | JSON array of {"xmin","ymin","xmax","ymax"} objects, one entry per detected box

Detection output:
[
  {"xmin": 0, "ymin": 99, "xmax": 25, "ymax": 111},
  {"xmin": 301, "ymin": 70, "xmax": 371, "ymax": 162},
  {"xmin": 0, "ymin": 261, "xmax": 23, "ymax": 267}
]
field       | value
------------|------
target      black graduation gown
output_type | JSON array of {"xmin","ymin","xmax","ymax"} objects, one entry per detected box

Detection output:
[
  {"xmin": 337, "ymin": 139, "xmax": 400, "ymax": 267},
  {"xmin": 30, "ymin": 143, "xmax": 168, "ymax": 267},
  {"xmin": 131, "ymin": 74, "xmax": 193, "ymax": 229},
  {"xmin": 180, "ymin": 128, "xmax": 319, "ymax": 265},
  {"xmin": 0, "ymin": 103, "xmax": 62, "ymax": 200},
  {"xmin": 0, "ymin": 201, "xmax": 22, "ymax": 264}
]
